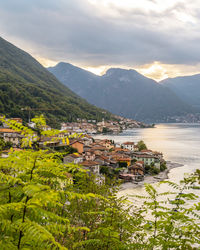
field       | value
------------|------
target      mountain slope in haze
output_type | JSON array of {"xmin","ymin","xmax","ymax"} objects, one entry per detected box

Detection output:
[
  {"xmin": 160, "ymin": 74, "xmax": 200, "ymax": 110},
  {"xmin": 0, "ymin": 37, "xmax": 112, "ymax": 127},
  {"xmin": 48, "ymin": 63, "xmax": 194, "ymax": 123}
]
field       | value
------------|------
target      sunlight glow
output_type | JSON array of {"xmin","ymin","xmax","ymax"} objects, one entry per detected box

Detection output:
[
  {"xmin": 36, "ymin": 57, "xmax": 58, "ymax": 68},
  {"xmin": 136, "ymin": 62, "xmax": 169, "ymax": 81},
  {"xmin": 83, "ymin": 65, "xmax": 109, "ymax": 75}
]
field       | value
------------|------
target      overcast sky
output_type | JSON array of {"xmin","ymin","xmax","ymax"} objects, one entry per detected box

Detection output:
[{"xmin": 0, "ymin": 0, "xmax": 200, "ymax": 80}]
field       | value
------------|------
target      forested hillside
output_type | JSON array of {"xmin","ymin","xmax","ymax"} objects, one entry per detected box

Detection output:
[{"xmin": 0, "ymin": 37, "xmax": 112, "ymax": 127}]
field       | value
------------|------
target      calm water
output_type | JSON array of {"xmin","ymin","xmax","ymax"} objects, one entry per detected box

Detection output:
[{"xmin": 95, "ymin": 123, "xmax": 200, "ymax": 197}]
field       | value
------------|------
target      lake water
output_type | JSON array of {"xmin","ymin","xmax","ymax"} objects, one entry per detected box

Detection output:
[{"xmin": 95, "ymin": 123, "xmax": 200, "ymax": 198}]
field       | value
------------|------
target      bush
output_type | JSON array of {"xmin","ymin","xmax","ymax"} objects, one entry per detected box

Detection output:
[
  {"xmin": 160, "ymin": 162, "xmax": 167, "ymax": 172},
  {"xmin": 145, "ymin": 164, "xmax": 160, "ymax": 175},
  {"xmin": 150, "ymin": 166, "xmax": 160, "ymax": 175}
]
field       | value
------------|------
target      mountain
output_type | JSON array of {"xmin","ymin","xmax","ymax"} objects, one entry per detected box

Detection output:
[
  {"xmin": 160, "ymin": 74, "xmax": 200, "ymax": 110},
  {"xmin": 0, "ymin": 37, "xmax": 112, "ymax": 127},
  {"xmin": 48, "ymin": 63, "xmax": 195, "ymax": 123}
]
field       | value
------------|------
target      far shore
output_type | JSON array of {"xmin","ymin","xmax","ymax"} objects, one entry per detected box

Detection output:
[{"xmin": 120, "ymin": 161, "xmax": 184, "ymax": 190}]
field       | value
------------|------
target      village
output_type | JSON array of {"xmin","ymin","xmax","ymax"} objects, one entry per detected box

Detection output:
[
  {"xmin": 61, "ymin": 115, "xmax": 154, "ymax": 134},
  {"xmin": 0, "ymin": 117, "xmax": 165, "ymax": 184}
]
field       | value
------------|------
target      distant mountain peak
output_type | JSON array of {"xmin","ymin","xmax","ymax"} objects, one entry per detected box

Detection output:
[
  {"xmin": 105, "ymin": 67, "xmax": 138, "ymax": 76},
  {"xmin": 161, "ymin": 73, "xmax": 200, "ymax": 109},
  {"xmin": 49, "ymin": 62, "xmax": 195, "ymax": 122},
  {"xmin": 51, "ymin": 62, "xmax": 76, "ymax": 70}
]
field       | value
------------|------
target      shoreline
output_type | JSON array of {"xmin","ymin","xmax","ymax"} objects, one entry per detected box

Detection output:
[{"xmin": 119, "ymin": 161, "xmax": 184, "ymax": 190}]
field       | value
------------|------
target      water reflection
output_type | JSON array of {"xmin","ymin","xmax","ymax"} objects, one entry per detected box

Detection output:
[{"xmin": 95, "ymin": 123, "xmax": 200, "ymax": 198}]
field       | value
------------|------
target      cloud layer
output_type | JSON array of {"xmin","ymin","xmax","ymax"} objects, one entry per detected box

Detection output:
[{"xmin": 0, "ymin": 0, "xmax": 200, "ymax": 79}]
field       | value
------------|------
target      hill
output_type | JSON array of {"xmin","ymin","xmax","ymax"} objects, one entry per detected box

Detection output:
[
  {"xmin": 0, "ymin": 37, "xmax": 112, "ymax": 127},
  {"xmin": 160, "ymin": 74, "xmax": 200, "ymax": 110},
  {"xmin": 48, "ymin": 63, "xmax": 195, "ymax": 123}
]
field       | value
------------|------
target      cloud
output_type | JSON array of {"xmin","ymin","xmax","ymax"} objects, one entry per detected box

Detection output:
[
  {"xmin": 0, "ymin": 0, "xmax": 200, "ymax": 72},
  {"xmin": 136, "ymin": 61, "xmax": 200, "ymax": 81}
]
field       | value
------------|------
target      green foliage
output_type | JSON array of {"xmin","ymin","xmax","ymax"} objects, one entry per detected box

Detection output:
[
  {"xmin": 100, "ymin": 166, "xmax": 120, "ymax": 181},
  {"xmin": 145, "ymin": 164, "xmax": 160, "ymax": 175},
  {"xmin": 132, "ymin": 179, "xmax": 200, "ymax": 249},
  {"xmin": 160, "ymin": 162, "xmax": 167, "ymax": 172},
  {"xmin": 137, "ymin": 140, "xmax": 147, "ymax": 151},
  {"xmin": 0, "ymin": 116, "xmax": 199, "ymax": 249},
  {"xmin": 0, "ymin": 138, "xmax": 13, "ymax": 151}
]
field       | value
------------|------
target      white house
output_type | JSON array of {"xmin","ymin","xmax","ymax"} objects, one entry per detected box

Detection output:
[{"xmin": 121, "ymin": 142, "xmax": 135, "ymax": 151}]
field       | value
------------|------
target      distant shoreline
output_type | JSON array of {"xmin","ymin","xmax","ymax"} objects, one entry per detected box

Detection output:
[{"xmin": 119, "ymin": 161, "xmax": 184, "ymax": 190}]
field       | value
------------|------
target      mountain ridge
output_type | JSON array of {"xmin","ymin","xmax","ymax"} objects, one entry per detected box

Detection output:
[
  {"xmin": 48, "ymin": 62, "xmax": 195, "ymax": 122},
  {"xmin": 0, "ymin": 37, "xmax": 112, "ymax": 127},
  {"xmin": 160, "ymin": 74, "xmax": 200, "ymax": 110}
]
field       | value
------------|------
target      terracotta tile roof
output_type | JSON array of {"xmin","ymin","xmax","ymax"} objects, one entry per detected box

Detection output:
[
  {"xmin": 133, "ymin": 154, "xmax": 158, "ymax": 159},
  {"xmin": 70, "ymin": 140, "xmax": 84, "ymax": 145},
  {"xmin": 114, "ymin": 157, "xmax": 131, "ymax": 161},
  {"xmin": 114, "ymin": 148, "xmax": 130, "ymax": 152},
  {"xmin": 122, "ymin": 142, "xmax": 135, "ymax": 145},
  {"xmin": 0, "ymin": 128, "xmax": 18, "ymax": 133},
  {"xmin": 81, "ymin": 160, "xmax": 99, "ymax": 166},
  {"xmin": 99, "ymin": 155, "xmax": 109, "ymax": 160},
  {"xmin": 91, "ymin": 146, "xmax": 107, "ymax": 151},
  {"xmin": 129, "ymin": 165, "xmax": 144, "ymax": 170}
]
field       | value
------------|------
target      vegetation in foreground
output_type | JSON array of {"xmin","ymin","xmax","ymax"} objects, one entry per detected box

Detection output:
[{"xmin": 0, "ymin": 117, "xmax": 199, "ymax": 249}]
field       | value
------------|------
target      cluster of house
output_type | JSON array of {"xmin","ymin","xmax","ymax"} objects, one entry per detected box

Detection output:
[
  {"xmin": 0, "ymin": 118, "xmax": 162, "ymax": 183},
  {"xmin": 63, "ymin": 139, "xmax": 164, "ymax": 183},
  {"xmin": 61, "ymin": 116, "xmax": 152, "ymax": 135},
  {"xmin": 61, "ymin": 119, "xmax": 122, "ymax": 134}
]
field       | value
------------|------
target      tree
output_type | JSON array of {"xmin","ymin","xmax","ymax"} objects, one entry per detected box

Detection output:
[
  {"xmin": 0, "ymin": 116, "xmax": 199, "ymax": 249},
  {"xmin": 137, "ymin": 140, "xmax": 147, "ymax": 151}
]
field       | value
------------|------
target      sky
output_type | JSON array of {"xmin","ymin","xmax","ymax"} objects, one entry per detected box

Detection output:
[{"xmin": 0, "ymin": 0, "xmax": 200, "ymax": 81}]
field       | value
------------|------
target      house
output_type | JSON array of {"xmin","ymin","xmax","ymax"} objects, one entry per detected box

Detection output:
[
  {"xmin": 114, "ymin": 148, "xmax": 131, "ymax": 155},
  {"xmin": 81, "ymin": 160, "xmax": 100, "ymax": 175},
  {"xmin": 121, "ymin": 142, "xmax": 135, "ymax": 151},
  {"xmin": 152, "ymin": 151, "xmax": 163, "ymax": 160},
  {"xmin": 38, "ymin": 137, "xmax": 60, "ymax": 148},
  {"xmin": 90, "ymin": 146, "xmax": 107, "ymax": 152},
  {"xmin": 82, "ymin": 136, "xmax": 93, "ymax": 146},
  {"xmin": 70, "ymin": 140, "xmax": 84, "ymax": 154},
  {"xmin": 128, "ymin": 162, "xmax": 144, "ymax": 177},
  {"xmin": 95, "ymin": 155, "xmax": 118, "ymax": 168},
  {"xmin": 100, "ymin": 139, "xmax": 115, "ymax": 150},
  {"xmin": 112, "ymin": 155, "xmax": 132, "ymax": 167},
  {"xmin": 132, "ymin": 152, "xmax": 161, "ymax": 169},
  {"xmin": 83, "ymin": 151, "xmax": 96, "ymax": 161},
  {"xmin": 0, "ymin": 128, "xmax": 23, "ymax": 146},
  {"xmin": 63, "ymin": 154, "xmax": 83, "ymax": 164}
]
